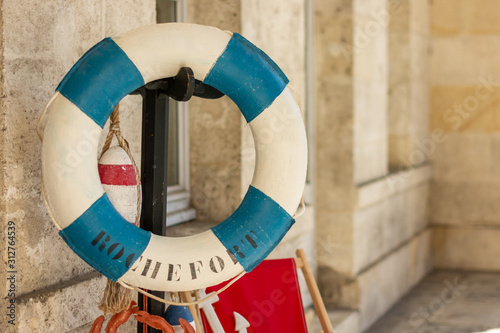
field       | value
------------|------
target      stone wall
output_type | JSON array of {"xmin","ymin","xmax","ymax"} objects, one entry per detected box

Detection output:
[
  {"xmin": 0, "ymin": 0, "xmax": 155, "ymax": 331},
  {"xmin": 0, "ymin": 1, "xmax": 315, "ymax": 332},
  {"xmin": 430, "ymin": 0, "xmax": 500, "ymax": 271},
  {"xmin": 314, "ymin": 0, "xmax": 433, "ymax": 330}
]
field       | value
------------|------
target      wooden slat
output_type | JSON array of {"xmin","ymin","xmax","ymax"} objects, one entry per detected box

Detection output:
[{"xmin": 296, "ymin": 249, "xmax": 335, "ymax": 333}]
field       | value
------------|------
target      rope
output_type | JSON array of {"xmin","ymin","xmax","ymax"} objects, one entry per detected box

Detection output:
[
  {"xmin": 98, "ymin": 279, "xmax": 135, "ymax": 314},
  {"xmin": 118, "ymin": 271, "xmax": 246, "ymax": 307},
  {"xmin": 97, "ymin": 104, "xmax": 144, "ymax": 314},
  {"xmin": 100, "ymin": 104, "xmax": 142, "ymax": 227}
]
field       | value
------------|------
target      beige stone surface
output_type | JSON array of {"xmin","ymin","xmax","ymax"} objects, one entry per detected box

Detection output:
[
  {"xmin": 367, "ymin": 271, "xmax": 500, "ymax": 332},
  {"xmin": 314, "ymin": 0, "xmax": 354, "ymax": 219},
  {"xmin": 354, "ymin": 182, "xmax": 429, "ymax": 273},
  {"xmin": 430, "ymin": 133, "xmax": 500, "ymax": 226},
  {"xmin": 16, "ymin": 273, "xmax": 105, "ymax": 332},
  {"xmin": 314, "ymin": 0, "xmax": 353, "ymax": 81},
  {"xmin": 315, "ymin": 80, "xmax": 354, "ymax": 201},
  {"xmin": 334, "ymin": 310, "xmax": 360, "ymax": 333},
  {"xmin": 317, "ymin": 257, "xmax": 359, "ymax": 309},
  {"xmin": 352, "ymin": 0, "xmax": 389, "ymax": 184},
  {"xmin": 357, "ymin": 164, "xmax": 431, "ymax": 208},
  {"xmin": 105, "ymin": 0, "xmax": 156, "ymax": 36},
  {"xmin": 0, "ymin": 0, "xmax": 154, "ymax": 331},
  {"xmin": 432, "ymin": 0, "xmax": 500, "ymax": 36},
  {"xmin": 352, "ymin": 23, "xmax": 387, "ymax": 82},
  {"xmin": 317, "ymin": 211, "xmax": 355, "ymax": 278},
  {"xmin": 430, "ymin": 36, "xmax": 500, "ymax": 86},
  {"xmin": 188, "ymin": 0, "xmax": 241, "ymax": 30},
  {"xmin": 409, "ymin": 0, "xmax": 430, "ymax": 36},
  {"xmin": 359, "ymin": 229, "xmax": 433, "ymax": 331},
  {"xmin": 353, "ymin": 81, "xmax": 388, "ymax": 184},
  {"xmin": 431, "ymin": 133, "xmax": 496, "ymax": 184},
  {"xmin": 310, "ymin": 309, "xmax": 360, "ymax": 333},
  {"xmin": 434, "ymin": 227, "xmax": 500, "ymax": 271},
  {"xmin": 315, "ymin": 0, "xmax": 357, "ymax": 284},
  {"xmin": 388, "ymin": 0, "xmax": 430, "ymax": 170},
  {"xmin": 433, "ymin": 201, "xmax": 500, "ymax": 238},
  {"xmin": 430, "ymin": 85, "xmax": 500, "ymax": 133},
  {"xmin": 429, "ymin": 0, "xmax": 500, "ymax": 288}
]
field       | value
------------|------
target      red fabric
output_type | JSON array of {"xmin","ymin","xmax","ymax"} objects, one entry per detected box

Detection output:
[
  {"xmin": 98, "ymin": 164, "xmax": 138, "ymax": 185},
  {"xmin": 201, "ymin": 259, "xmax": 308, "ymax": 333}
]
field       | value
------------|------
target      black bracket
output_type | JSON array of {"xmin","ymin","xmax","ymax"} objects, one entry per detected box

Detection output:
[{"xmin": 132, "ymin": 67, "xmax": 224, "ymax": 101}]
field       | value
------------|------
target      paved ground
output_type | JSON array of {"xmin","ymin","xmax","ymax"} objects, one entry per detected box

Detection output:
[{"xmin": 366, "ymin": 270, "xmax": 500, "ymax": 333}]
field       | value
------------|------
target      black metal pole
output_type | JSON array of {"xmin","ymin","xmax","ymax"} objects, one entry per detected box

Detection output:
[
  {"xmin": 138, "ymin": 88, "xmax": 169, "ymax": 333},
  {"xmin": 132, "ymin": 67, "xmax": 220, "ymax": 333}
]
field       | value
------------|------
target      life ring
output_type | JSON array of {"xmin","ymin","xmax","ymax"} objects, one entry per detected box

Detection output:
[{"xmin": 41, "ymin": 23, "xmax": 307, "ymax": 291}]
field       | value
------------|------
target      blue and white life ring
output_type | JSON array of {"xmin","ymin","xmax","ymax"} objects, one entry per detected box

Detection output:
[{"xmin": 41, "ymin": 23, "xmax": 307, "ymax": 291}]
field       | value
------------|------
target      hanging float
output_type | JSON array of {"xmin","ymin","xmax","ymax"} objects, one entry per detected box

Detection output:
[{"xmin": 40, "ymin": 23, "xmax": 307, "ymax": 292}]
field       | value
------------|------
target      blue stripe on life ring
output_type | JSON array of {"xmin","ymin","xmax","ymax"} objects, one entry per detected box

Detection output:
[
  {"xmin": 204, "ymin": 33, "xmax": 289, "ymax": 123},
  {"xmin": 211, "ymin": 185, "xmax": 294, "ymax": 272},
  {"xmin": 56, "ymin": 38, "xmax": 144, "ymax": 128},
  {"xmin": 59, "ymin": 194, "xmax": 151, "ymax": 281}
]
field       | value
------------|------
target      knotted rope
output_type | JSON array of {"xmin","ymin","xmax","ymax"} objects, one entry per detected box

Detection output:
[{"xmin": 98, "ymin": 104, "xmax": 142, "ymax": 314}]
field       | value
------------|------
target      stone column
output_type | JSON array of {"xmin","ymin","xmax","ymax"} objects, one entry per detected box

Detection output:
[
  {"xmin": 389, "ymin": 0, "xmax": 430, "ymax": 169},
  {"xmin": 315, "ymin": 0, "xmax": 432, "ymax": 330}
]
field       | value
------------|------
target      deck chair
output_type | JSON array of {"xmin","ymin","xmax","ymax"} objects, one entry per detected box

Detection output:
[{"xmin": 194, "ymin": 249, "xmax": 334, "ymax": 333}]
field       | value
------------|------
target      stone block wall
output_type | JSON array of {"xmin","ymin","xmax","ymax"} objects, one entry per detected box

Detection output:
[
  {"xmin": 0, "ymin": 0, "xmax": 155, "ymax": 331},
  {"xmin": 430, "ymin": 0, "xmax": 500, "ymax": 271},
  {"xmin": 314, "ymin": 0, "xmax": 433, "ymax": 330}
]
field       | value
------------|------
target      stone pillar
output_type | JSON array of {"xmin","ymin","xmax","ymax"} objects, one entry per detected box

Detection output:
[
  {"xmin": 389, "ymin": 0, "xmax": 430, "ymax": 169},
  {"xmin": 315, "ymin": 0, "xmax": 432, "ymax": 330}
]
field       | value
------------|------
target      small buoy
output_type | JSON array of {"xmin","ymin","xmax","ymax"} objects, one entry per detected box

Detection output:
[
  {"xmin": 98, "ymin": 146, "xmax": 140, "ymax": 223},
  {"xmin": 164, "ymin": 305, "xmax": 196, "ymax": 333}
]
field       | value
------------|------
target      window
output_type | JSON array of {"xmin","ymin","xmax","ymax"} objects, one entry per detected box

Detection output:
[{"xmin": 157, "ymin": 0, "xmax": 196, "ymax": 226}]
